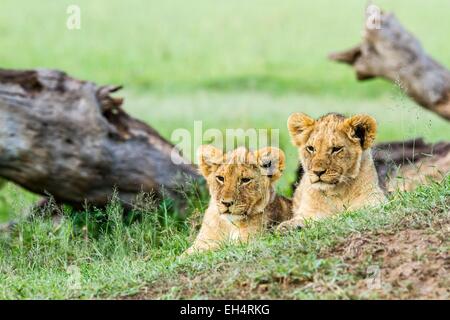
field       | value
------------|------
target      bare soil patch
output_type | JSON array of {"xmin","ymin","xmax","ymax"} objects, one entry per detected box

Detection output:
[{"xmin": 332, "ymin": 220, "xmax": 449, "ymax": 299}]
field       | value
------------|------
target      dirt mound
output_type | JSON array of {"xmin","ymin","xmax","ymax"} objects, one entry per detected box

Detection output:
[
  {"xmin": 127, "ymin": 209, "xmax": 449, "ymax": 300},
  {"xmin": 334, "ymin": 221, "xmax": 449, "ymax": 299}
]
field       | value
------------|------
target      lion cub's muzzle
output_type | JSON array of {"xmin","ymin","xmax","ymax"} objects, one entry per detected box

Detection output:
[
  {"xmin": 218, "ymin": 199, "xmax": 234, "ymax": 214},
  {"xmin": 309, "ymin": 169, "xmax": 339, "ymax": 185},
  {"xmin": 217, "ymin": 198, "xmax": 247, "ymax": 216}
]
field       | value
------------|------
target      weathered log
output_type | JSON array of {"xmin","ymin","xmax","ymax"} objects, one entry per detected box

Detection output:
[
  {"xmin": 329, "ymin": 10, "xmax": 450, "ymax": 120},
  {"xmin": 373, "ymin": 139, "xmax": 450, "ymax": 191},
  {"xmin": 292, "ymin": 139, "xmax": 450, "ymax": 193},
  {"xmin": 0, "ymin": 69, "xmax": 200, "ymax": 209}
]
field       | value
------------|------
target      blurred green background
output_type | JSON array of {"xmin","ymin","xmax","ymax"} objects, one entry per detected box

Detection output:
[
  {"xmin": 1, "ymin": 0, "xmax": 449, "ymax": 221},
  {"xmin": 3, "ymin": 0, "xmax": 450, "ymax": 95}
]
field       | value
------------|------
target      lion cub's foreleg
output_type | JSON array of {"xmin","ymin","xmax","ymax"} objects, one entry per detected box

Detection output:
[{"xmin": 183, "ymin": 206, "xmax": 227, "ymax": 256}]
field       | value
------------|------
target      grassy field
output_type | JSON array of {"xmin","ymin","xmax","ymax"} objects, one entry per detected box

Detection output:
[
  {"xmin": 1, "ymin": 177, "xmax": 448, "ymax": 299},
  {"xmin": 0, "ymin": 0, "xmax": 449, "ymax": 299},
  {"xmin": 2, "ymin": 0, "xmax": 450, "ymax": 96},
  {"xmin": 136, "ymin": 179, "xmax": 449, "ymax": 300}
]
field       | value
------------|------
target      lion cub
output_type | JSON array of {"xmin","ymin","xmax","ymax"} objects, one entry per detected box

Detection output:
[
  {"xmin": 184, "ymin": 146, "xmax": 292, "ymax": 255},
  {"xmin": 278, "ymin": 113, "xmax": 386, "ymax": 231}
]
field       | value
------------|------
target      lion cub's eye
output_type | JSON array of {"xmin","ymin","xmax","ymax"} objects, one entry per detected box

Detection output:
[
  {"xmin": 216, "ymin": 176, "xmax": 225, "ymax": 183},
  {"xmin": 332, "ymin": 146, "xmax": 343, "ymax": 154},
  {"xmin": 261, "ymin": 160, "xmax": 272, "ymax": 169},
  {"xmin": 306, "ymin": 146, "xmax": 315, "ymax": 153},
  {"xmin": 240, "ymin": 177, "xmax": 252, "ymax": 184}
]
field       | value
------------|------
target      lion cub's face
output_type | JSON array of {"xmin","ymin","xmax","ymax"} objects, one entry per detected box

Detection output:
[
  {"xmin": 288, "ymin": 113, "xmax": 377, "ymax": 190},
  {"xmin": 198, "ymin": 146, "xmax": 285, "ymax": 217}
]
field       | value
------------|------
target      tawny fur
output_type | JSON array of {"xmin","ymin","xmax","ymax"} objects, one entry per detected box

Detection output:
[
  {"xmin": 184, "ymin": 146, "xmax": 292, "ymax": 255},
  {"xmin": 278, "ymin": 113, "xmax": 386, "ymax": 231}
]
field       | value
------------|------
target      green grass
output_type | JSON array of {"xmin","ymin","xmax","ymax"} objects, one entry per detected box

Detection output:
[
  {"xmin": 145, "ymin": 178, "xmax": 449, "ymax": 299},
  {"xmin": 0, "ymin": 176, "xmax": 447, "ymax": 299}
]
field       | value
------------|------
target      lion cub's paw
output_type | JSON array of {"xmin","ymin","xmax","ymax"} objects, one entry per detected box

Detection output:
[
  {"xmin": 276, "ymin": 219, "xmax": 303, "ymax": 233},
  {"xmin": 180, "ymin": 248, "xmax": 193, "ymax": 258},
  {"xmin": 180, "ymin": 245, "xmax": 203, "ymax": 258}
]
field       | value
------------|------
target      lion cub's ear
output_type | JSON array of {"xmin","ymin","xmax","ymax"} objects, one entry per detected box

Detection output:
[
  {"xmin": 197, "ymin": 145, "xmax": 223, "ymax": 177},
  {"xmin": 255, "ymin": 147, "xmax": 285, "ymax": 182},
  {"xmin": 287, "ymin": 113, "xmax": 316, "ymax": 146},
  {"xmin": 342, "ymin": 114, "xmax": 377, "ymax": 150}
]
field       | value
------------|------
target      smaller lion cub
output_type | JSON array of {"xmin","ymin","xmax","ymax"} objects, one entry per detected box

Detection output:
[{"xmin": 184, "ymin": 146, "xmax": 292, "ymax": 255}]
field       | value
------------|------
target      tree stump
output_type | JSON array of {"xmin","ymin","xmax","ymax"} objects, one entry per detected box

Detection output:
[{"xmin": 329, "ymin": 10, "xmax": 450, "ymax": 120}]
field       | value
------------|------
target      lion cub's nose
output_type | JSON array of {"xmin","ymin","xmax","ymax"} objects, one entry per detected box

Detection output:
[
  {"xmin": 313, "ymin": 170, "xmax": 326, "ymax": 177},
  {"xmin": 221, "ymin": 200, "xmax": 234, "ymax": 207}
]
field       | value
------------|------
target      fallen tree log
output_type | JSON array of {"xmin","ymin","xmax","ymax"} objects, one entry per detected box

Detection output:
[
  {"xmin": 329, "ymin": 10, "xmax": 450, "ymax": 120},
  {"xmin": 373, "ymin": 138, "xmax": 450, "ymax": 191},
  {"xmin": 0, "ymin": 69, "xmax": 200, "ymax": 209}
]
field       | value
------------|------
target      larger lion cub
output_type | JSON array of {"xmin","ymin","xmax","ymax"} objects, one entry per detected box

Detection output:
[
  {"xmin": 278, "ymin": 113, "xmax": 386, "ymax": 231},
  {"xmin": 184, "ymin": 146, "xmax": 292, "ymax": 255}
]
